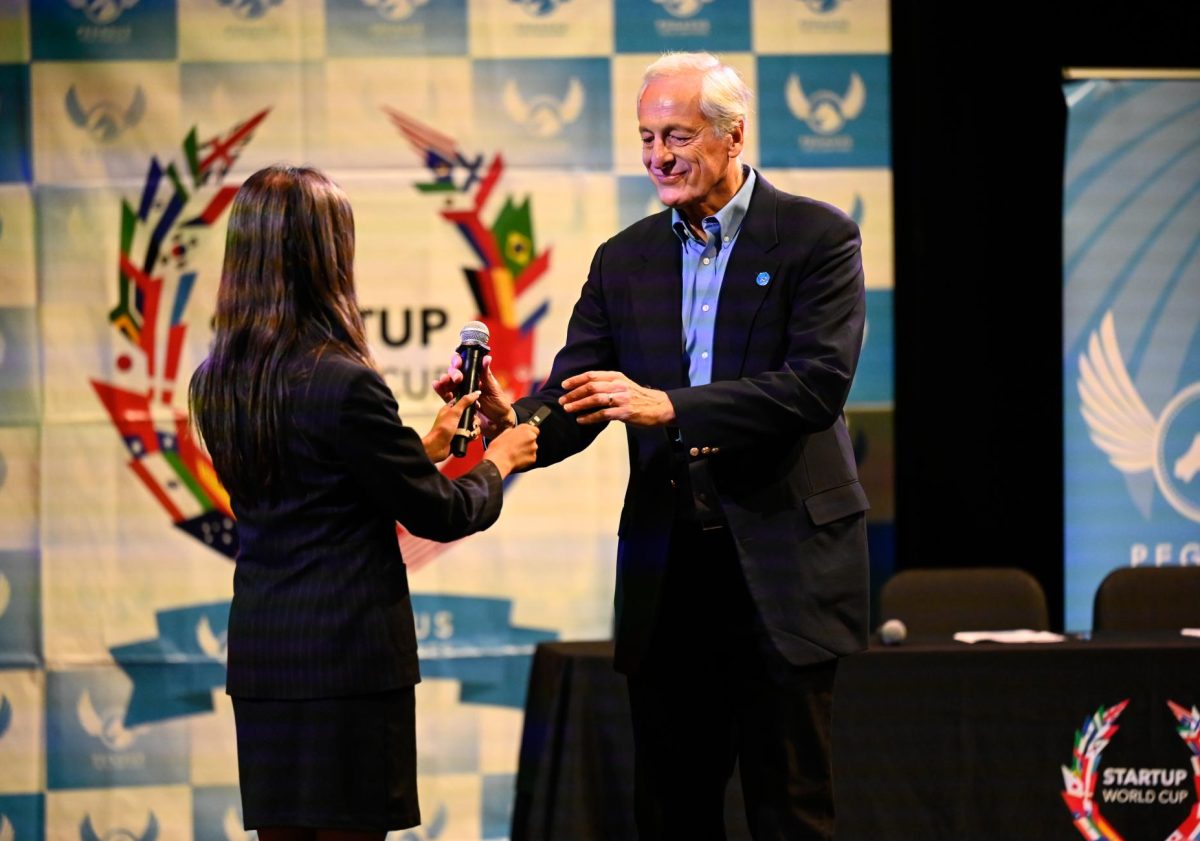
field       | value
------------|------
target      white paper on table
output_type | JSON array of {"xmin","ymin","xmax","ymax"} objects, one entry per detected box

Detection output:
[{"xmin": 953, "ymin": 630, "xmax": 1068, "ymax": 644}]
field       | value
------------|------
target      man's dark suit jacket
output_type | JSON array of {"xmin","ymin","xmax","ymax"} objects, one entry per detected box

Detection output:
[
  {"xmin": 515, "ymin": 171, "xmax": 870, "ymax": 675},
  {"xmin": 223, "ymin": 352, "xmax": 504, "ymax": 699}
]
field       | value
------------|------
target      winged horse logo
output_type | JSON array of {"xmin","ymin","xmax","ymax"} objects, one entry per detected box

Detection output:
[{"xmin": 1078, "ymin": 311, "xmax": 1200, "ymax": 523}]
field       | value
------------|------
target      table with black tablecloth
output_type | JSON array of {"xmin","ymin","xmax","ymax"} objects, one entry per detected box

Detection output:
[{"xmin": 512, "ymin": 635, "xmax": 1200, "ymax": 841}]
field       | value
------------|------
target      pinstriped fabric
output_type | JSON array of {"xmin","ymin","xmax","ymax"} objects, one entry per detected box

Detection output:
[
  {"xmin": 232, "ymin": 690, "xmax": 420, "ymax": 831},
  {"xmin": 224, "ymin": 352, "xmax": 502, "ymax": 699}
]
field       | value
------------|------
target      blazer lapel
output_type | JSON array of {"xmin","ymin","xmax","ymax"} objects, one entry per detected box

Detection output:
[
  {"xmin": 630, "ymin": 215, "xmax": 687, "ymax": 390},
  {"xmin": 713, "ymin": 173, "xmax": 781, "ymax": 382}
]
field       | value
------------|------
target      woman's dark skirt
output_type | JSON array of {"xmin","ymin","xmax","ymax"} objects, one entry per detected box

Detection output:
[{"xmin": 231, "ymin": 688, "xmax": 420, "ymax": 831}]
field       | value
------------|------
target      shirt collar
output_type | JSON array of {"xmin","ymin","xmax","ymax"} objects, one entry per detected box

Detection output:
[{"xmin": 671, "ymin": 166, "xmax": 756, "ymax": 247}]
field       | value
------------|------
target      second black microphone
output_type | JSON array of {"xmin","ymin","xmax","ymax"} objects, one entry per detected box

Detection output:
[{"xmin": 451, "ymin": 320, "xmax": 490, "ymax": 458}]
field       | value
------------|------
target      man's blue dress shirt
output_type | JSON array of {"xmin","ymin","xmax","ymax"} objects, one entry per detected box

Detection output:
[{"xmin": 672, "ymin": 166, "xmax": 756, "ymax": 386}]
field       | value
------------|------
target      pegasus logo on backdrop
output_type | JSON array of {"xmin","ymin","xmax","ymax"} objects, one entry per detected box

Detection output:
[
  {"xmin": 65, "ymin": 85, "xmax": 146, "ymax": 143},
  {"xmin": 197, "ymin": 615, "xmax": 228, "ymax": 664},
  {"xmin": 848, "ymin": 193, "xmax": 864, "ymax": 225},
  {"xmin": 216, "ymin": 0, "xmax": 284, "ymax": 18},
  {"xmin": 503, "ymin": 78, "xmax": 584, "ymax": 138},
  {"xmin": 1180, "ymin": 439, "xmax": 1200, "ymax": 483},
  {"xmin": 1078, "ymin": 311, "xmax": 1200, "ymax": 523},
  {"xmin": 77, "ymin": 689, "xmax": 142, "ymax": 750},
  {"xmin": 222, "ymin": 807, "xmax": 250, "ymax": 841},
  {"xmin": 361, "ymin": 0, "xmax": 428, "ymax": 20},
  {"xmin": 80, "ymin": 813, "xmax": 158, "ymax": 841},
  {"xmin": 68, "ymin": 0, "xmax": 139, "ymax": 25},
  {"xmin": 799, "ymin": 0, "xmax": 842, "ymax": 12},
  {"xmin": 821, "ymin": 193, "xmax": 864, "ymax": 226},
  {"xmin": 653, "ymin": 0, "xmax": 713, "ymax": 17},
  {"xmin": 786, "ymin": 73, "xmax": 866, "ymax": 135},
  {"xmin": 511, "ymin": 0, "xmax": 570, "ymax": 16}
]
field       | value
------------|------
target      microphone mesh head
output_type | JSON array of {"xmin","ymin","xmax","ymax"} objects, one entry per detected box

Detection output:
[
  {"xmin": 879, "ymin": 618, "xmax": 907, "ymax": 645},
  {"xmin": 459, "ymin": 320, "xmax": 490, "ymax": 346}
]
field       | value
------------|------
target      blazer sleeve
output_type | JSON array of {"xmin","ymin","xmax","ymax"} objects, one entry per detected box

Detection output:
[
  {"xmin": 336, "ymin": 366, "xmax": 504, "ymax": 541},
  {"xmin": 513, "ymin": 241, "xmax": 617, "ymax": 466}
]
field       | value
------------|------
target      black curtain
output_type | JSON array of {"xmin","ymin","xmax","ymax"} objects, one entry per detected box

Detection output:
[{"xmin": 890, "ymin": 1, "xmax": 1200, "ymax": 630}]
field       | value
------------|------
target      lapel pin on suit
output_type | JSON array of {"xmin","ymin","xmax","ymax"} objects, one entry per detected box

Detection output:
[{"xmin": 756, "ymin": 272, "xmax": 770, "ymax": 287}]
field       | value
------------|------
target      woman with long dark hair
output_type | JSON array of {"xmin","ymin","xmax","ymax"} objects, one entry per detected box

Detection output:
[{"xmin": 189, "ymin": 164, "xmax": 539, "ymax": 841}]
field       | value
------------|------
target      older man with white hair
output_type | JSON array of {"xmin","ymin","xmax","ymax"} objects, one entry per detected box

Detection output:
[{"xmin": 443, "ymin": 50, "xmax": 869, "ymax": 840}]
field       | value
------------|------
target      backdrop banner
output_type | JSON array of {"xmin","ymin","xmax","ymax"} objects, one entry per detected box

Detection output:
[
  {"xmin": 0, "ymin": 2, "xmax": 891, "ymax": 839},
  {"xmin": 1062, "ymin": 77, "xmax": 1200, "ymax": 632}
]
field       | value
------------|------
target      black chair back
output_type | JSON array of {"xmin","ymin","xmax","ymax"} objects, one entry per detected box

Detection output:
[
  {"xmin": 878, "ymin": 567, "xmax": 1050, "ymax": 635},
  {"xmin": 1092, "ymin": 566, "xmax": 1200, "ymax": 631}
]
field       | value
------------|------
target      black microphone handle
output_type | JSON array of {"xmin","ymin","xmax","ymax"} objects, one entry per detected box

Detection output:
[{"xmin": 450, "ymin": 341, "xmax": 487, "ymax": 458}]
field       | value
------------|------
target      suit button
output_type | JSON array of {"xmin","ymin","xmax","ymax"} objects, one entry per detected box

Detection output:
[
  {"xmin": 701, "ymin": 446, "xmax": 711, "ymax": 455},
  {"xmin": 689, "ymin": 447, "xmax": 699, "ymax": 457},
  {"xmin": 670, "ymin": 479, "xmax": 677, "ymax": 489},
  {"xmin": 712, "ymin": 447, "xmax": 720, "ymax": 455}
]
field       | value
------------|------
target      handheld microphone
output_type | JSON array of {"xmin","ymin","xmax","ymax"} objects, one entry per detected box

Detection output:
[
  {"xmin": 527, "ymin": 405, "xmax": 552, "ymax": 428},
  {"xmin": 451, "ymin": 320, "xmax": 490, "ymax": 458},
  {"xmin": 878, "ymin": 618, "xmax": 908, "ymax": 646}
]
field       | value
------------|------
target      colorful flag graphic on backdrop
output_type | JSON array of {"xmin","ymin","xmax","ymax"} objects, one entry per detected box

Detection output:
[{"xmin": 92, "ymin": 109, "xmax": 268, "ymax": 560}]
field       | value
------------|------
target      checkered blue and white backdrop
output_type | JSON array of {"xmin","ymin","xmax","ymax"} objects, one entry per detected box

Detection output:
[{"xmin": 0, "ymin": 1, "xmax": 893, "ymax": 839}]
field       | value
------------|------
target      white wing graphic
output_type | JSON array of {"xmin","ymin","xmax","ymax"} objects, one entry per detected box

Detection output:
[
  {"xmin": 1077, "ymin": 312, "xmax": 1157, "ymax": 473},
  {"xmin": 223, "ymin": 807, "xmax": 246, "ymax": 841},
  {"xmin": 560, "ymin": 78, "xmax": 585, "ymax": 125},
  {"xmin": 196, "ymin": 615, "xmax": 226, "ymax": 662},
  {"xmin": 502, "ymin": 80, "xmax": 531, "ymax": 125},
  {"xmin": 77, "ymin": 689, "xmax": 136, "ymax": 749},
  {"xmin": 842, "ymin": 73, "xmax": 867, "ymax": 119},
  {"xmin": 785, "ymin": 74, "xmax": 811, "ymax": 121},
  {"xmin": 77, "ymin": 690, "xmax": 105, "ymax": 738}
]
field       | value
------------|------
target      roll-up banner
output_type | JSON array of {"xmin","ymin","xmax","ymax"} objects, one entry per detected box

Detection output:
[{"xmin": 1062, "ymin": 70, "xmax": 1200, "ymax": 632}]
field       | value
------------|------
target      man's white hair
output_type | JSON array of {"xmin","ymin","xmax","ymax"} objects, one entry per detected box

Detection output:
[{"xmin": 639, "ymin": 51, "xmax": 753, "ymax": 137}]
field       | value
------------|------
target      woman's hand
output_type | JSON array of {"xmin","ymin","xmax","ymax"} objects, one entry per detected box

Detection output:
[
  {"xmin": 433, "ymin": 354, "xmax": 517, "ymax": 438},
  {"xmin": 422, "ymin": 391, "xmax": 480, "ymax": 463},
  {"xmin": 482, "ymin": 420, "xmax": 540, "ymax": 479}
]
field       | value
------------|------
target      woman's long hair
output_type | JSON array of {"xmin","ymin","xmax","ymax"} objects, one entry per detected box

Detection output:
[{"xmin": 189, "ymin": 165, "xmax": 372, "ymax": 502}]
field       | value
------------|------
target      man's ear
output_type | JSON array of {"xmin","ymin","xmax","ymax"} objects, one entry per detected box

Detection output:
[{"xmin": 727, "ymin": 118, "xmax": 745, "ymax": 158}]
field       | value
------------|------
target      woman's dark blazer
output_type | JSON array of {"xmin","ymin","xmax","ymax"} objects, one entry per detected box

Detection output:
[{"xmin": 222, "ymin": 352, "xmax": 503, "ymax": 699}]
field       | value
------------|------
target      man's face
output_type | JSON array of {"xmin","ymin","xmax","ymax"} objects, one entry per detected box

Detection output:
[{"xmin": 638, "ymin": 74, "xmax": 743, "ymax": 223}]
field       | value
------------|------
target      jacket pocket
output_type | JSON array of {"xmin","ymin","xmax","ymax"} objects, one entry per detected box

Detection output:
[{"xmin": 803, "ymin": 480, "xmax": 869, "ymax": 526}]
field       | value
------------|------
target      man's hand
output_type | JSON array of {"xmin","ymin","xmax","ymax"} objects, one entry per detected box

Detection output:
[
  {"xmin": 559, "ymin": 371, "xmax": 676, "ymax": 427},
  {"xmin": 433, "ymin": 353, "xmax": 516, "ymax": 436}
]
